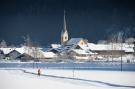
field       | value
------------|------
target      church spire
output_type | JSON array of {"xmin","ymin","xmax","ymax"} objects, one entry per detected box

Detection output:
[
  {"xmin": 64, "ymin": 10, "xmax": 67, "ymax": 32},
  {"xmin": 61, "ymin": 10, "xmax": 69, "ymax": 45}
]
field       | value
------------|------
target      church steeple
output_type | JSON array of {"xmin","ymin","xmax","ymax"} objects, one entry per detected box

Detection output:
[
  {"xmin": 64, "ymin": 10, "xmax": 67, "ymax": 32},
  {"xmin": 61, "ymin": 10, "xmax": 69, "ymax": 45}
]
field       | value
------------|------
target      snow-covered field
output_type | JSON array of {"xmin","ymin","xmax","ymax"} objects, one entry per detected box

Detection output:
[{"xmin": 0, "ymin": 68, "xmax": 135, "ymax": 89}]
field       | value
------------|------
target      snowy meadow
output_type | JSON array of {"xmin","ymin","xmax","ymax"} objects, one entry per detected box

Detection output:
[{"xmin": 0, "ymin": 62, "xmax": 135, "ymax": 89}]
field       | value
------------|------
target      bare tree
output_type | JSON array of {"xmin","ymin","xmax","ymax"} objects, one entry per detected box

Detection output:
[
  {"xmin": 107, "ymin": 31, "xmax": 124, "ymax": 62},
  {"xmin": 23, "ymin": 35, "xmax": 33, "ymax": 59},
  {"xmin": 125, "ymin": 37, "xmax": 135, "ymax": 44},
  {"xmin": 31, "ymin": 43, "xmax": 41, "ymax": 61},
  {"xmin": 117, "ymin": 31, "xmax": 124, "ymax": 71},
  {"xmin": 23, "ymin": 35, "xmax": 41, "ymax": 67},
  {"xmin": 108, "ymin": 33, "xmax": 117, "ymax": 61},
  {"xmin": 0, "ymin": 40, "xmax": 7, "ymax": 48},
  {"xmin": 23, "ymin": 35, "xmax": 33, "ymax": 47}
]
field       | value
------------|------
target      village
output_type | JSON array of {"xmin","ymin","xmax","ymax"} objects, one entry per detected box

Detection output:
[
  {"xmin": 1, "ymin": 1, "xmax": 135, "ymax": 89},
  {"xmin": 0, "ymin": 12, "xmax": 135, "ymax": 63},
  {"xmin": 0, "ymin": 40, "xmax": 135, "ymax": 62}
]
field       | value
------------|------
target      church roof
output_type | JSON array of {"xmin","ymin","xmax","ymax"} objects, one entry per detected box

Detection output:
[{"xmin": 66, "ymin": 38, "xmax": 83, "ymax": 45}]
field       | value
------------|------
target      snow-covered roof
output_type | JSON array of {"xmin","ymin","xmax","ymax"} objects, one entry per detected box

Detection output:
[
  {"xmin": 43, "ymin": 52, "xmax": 57, "ymax": 58},
  {"xmin": 66, "ymin": 38, "xmax": 83, "ymax": 45},
  {"xmin": 124, "ymin": 46, "xmax": 134, "ymax": 53},
  {"xmin": 15, "ymin": 48, "xmax": 25, "ymax": 54},
  {"xmin": 49, "ymin": 44, "xmax": 75, "ymax": 53},
  {"xmin": 0, "ymin": 48, "xmax": 15, "ymax": 54},
  {"xmin": 88, "ymin": 43, "xmax": 110, "ymax": 51},
  {"xmin": 51, "ymin": 44, "xmax": 61, "ymax": 48},
  {"xmin": 72, "ymin": 49, "xmax": 96, "ymax": 55},
  {"xmin": 49, "ymin": 39, "xmax": 92, "ymax": 55},
  {"xmin": 0, "ymin": 47, "xmax": 47, "ymax": 58},
  {"xmin": 79, "ymin": 44, "xmax": 90, "ymax": 50},
  {"xmin": 88, "ymin": 43, "xmax": 134, "ymax": 53},
  {"xmin": 6, "ymin": 49, "xmax": 22, "ymax": 55},
  {"xmin": 0, "ymin": 47, "xmax": 26, "ymax": 55}
]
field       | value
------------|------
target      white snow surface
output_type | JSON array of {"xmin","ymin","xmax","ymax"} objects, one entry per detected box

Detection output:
[{"xmin": 0, "ymin": 68, "xmax": 135, "ymax": 89}]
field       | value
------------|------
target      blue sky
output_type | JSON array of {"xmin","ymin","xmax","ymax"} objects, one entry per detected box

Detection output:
[{"xmin": 0, "ymin": 0, "xmax": 135, "ymax": 46}]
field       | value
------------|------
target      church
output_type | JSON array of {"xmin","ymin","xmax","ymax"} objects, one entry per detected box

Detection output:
[
  {"xmin": 49, "ymin": 11, "xmax": 96, "ymax": 60},
  {"xmin": 61, "ymin": 10, "xmax": 69, "ymax": 45}
]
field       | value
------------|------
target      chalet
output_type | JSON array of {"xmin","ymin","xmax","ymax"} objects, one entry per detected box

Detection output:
[{"xmin": 6, "ymin": 50, "xmax": 21, "ymax": 60}]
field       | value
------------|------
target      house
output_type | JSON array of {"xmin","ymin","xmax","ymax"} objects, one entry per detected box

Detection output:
[
  {"xmin": 49, "ymin": 48, "xmax": 61, "ymax": 54},
  {"xmin": 22, "ymin": 46, "xmax": 45, "ymax": 59},
  {"xmin": 17, "ymin": 53, "xmax": 34, "ymax": 62},
  {"xmin": 0, "ymin": 47, "xmax": 24, "ymax": 60},
  {"xmin": 0, "ymin": 50, "xmax": 5, "ymax": 59},
  {"xmin": 6, "ymin": 50, "xmax": 21, "ymax": 60},
  {"xmin": 49, "ymin": 38, "xmax": 96, "ymax": 60},
  {"xmin": 0, "ymin": 48, "xmax": 14, "ymax": 55},
  {"xmin": 88, "ymin": 43, "xmax": 135, "ymax": 60},
  {"xmin": 63, "ymin": 38, "xmax": 96, "ymax": 60}
]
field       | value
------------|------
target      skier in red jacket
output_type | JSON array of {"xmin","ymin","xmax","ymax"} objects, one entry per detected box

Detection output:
[{"xmin": 38, "ymin": 69, "xmax": 41, "ymax": 76}]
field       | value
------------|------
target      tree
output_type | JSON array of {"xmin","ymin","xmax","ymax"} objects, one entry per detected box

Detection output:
[
  {"xmin": 22, "ymin": 35, "xmax": 42, "ymax": 66},
  {"xmin": 108, "ymin": 33, "xmax": 117, "ymax": 61},
  {"xmin": 117, "ymin": 32, "xmax": 124, "ymax": 71},
  {"xmin": 107, "ymin": 31, "xmax": 124, "ymax": 62},
  {"xmin": 0, "ymin": 40, "xmax": 7, "ymax": 48},
  {"xmin": 125, "ymin": 37, "xmax": 135, "ymax": 44},
  {"xmin": 23, "ymin": 35, "xmax": 33, "ymax": 47},
  {"xmin": 23, "ymin": 35, "xmax": 37, "ymax": 61}
]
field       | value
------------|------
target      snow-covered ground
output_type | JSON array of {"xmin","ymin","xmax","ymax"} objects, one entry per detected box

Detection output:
[{"xmin": 0, "ymin": 68, "xmax": 135, "ymax": 89}]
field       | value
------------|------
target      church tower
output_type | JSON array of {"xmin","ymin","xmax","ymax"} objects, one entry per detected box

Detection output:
[{"xmin": 61, "ymin": 10, "xmax": 69, "ymax": 45}]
